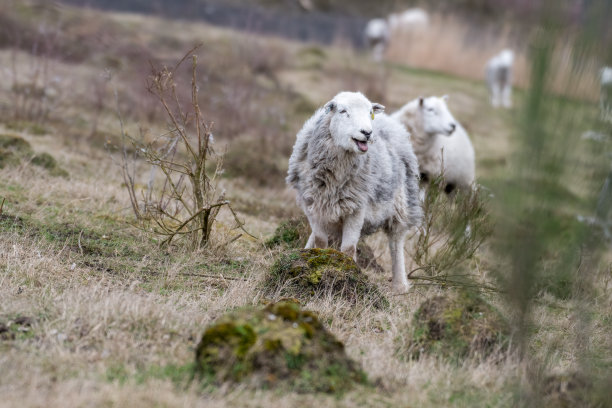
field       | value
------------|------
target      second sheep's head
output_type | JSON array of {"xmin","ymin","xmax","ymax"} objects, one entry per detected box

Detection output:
[
  {"xmin": 418, "ymin": 95, "xmax": 458, "ymax": 137},
  {"xmin": 325, "ymin": 91, "xmax": 385, "ymax": 154}
]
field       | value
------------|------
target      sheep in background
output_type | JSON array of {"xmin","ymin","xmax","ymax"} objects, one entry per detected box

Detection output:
[
  {"xmin": 486, "ymin": 49, "xmax": 514, "ymax": 108},
  {"xmin": 287, "ymin": 91, "xmax": 422, "ymax": 293},
  {"xmin": 364, "ymin": 18, "xmax": 390, "ymax": 62},
  {"xmin": 388, "ymin": 8, "xmax": 429, "ymax": 34},
  {"xmin": 600, "ymin": 66, "xmax": 612, "ymax": 122},
  {"xmin": 392, "ymin": 96, "xmax": 475, "ymax": 194}
]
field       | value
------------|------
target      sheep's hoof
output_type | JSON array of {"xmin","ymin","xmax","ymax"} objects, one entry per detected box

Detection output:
[
  {"xmin": 392, "ymin": 281, "xmax": 411, "ymax": 295},
  {"xmin": 341, "ymin": 245, "xmax": 356, "ymax": 261}
]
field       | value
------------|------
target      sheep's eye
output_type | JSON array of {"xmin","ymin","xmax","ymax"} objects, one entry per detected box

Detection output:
[{"xmin": 339, "ymin": 109, "xmax": 347, "ymax": 114}]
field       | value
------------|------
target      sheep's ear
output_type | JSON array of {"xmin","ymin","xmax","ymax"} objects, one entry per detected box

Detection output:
[
  {"xmin": 372, "ymin": 103, "xmax": 385, "ymax": 114},
  {"xmin": 418, "ymin": 97, "xmax": 424, "ymax": 107},
  {"xmin": 324, "ymin": 100, "xmax": 336, "ymax": 114},
  {"xmin": 442, "ymin": 94, "xmax": 449, "ymax": 101}
]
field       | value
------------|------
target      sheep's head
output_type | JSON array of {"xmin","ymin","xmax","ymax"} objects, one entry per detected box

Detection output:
[
  {"xmin": 498, "ymin": 49, "xmax": 514, "ymax": 65},
  {"xmin": 418, "ymin": 95, "xmax": 457, "ymax": 137},
  {"xmin": 324, "ymin": 91, "xmax": 384, "ymax": 154}
]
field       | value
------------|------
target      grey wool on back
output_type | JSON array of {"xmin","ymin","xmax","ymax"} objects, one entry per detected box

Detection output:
[{"xmin": 286, "ymin": 91, "xmax": 422, "ymax": 293}]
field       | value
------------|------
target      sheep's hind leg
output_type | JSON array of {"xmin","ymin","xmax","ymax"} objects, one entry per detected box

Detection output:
[
  {"xmin": 502, "ymin": 83, "xmax": 512, "ymax": 108},
  {"xmin": 389, "ymin": 230, "xmax": 410, "ymax": 293}
]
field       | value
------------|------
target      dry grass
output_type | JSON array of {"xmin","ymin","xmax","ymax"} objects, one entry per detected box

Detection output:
[
  {"xmin": 0, "ymin": 2, "xmax": 610, "ymax": 407},
  {"xmin": 385, "ymin": 12, "xmax": 600, "ymax": 100}
]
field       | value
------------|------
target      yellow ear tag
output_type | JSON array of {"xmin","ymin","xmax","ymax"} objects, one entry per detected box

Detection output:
[{"xmin": 371, "ymin": 112, "xmax": 375, "ymax": 120}]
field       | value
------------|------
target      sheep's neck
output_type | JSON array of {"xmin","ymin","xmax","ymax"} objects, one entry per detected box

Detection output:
[{"xmin": 406, "ymin": 123, "xmax": 435, "ymax": 155}]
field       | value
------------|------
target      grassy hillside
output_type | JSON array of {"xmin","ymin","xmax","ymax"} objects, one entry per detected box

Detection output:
[{"xmin": 0, "ymin": 1, "xmax": 611, "ymax": 407}]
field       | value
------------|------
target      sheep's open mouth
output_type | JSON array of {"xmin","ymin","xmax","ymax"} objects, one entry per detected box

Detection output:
[{"xmin": 353, "ymin": 138, "xmax": 368, "ymax": 152}]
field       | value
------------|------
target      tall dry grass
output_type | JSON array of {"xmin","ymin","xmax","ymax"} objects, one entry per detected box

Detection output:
[{"xmin": 385, "ymin": 12, "xmax": 600, "ymax": 100}]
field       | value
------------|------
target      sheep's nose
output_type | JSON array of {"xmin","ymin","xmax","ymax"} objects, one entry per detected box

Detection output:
[
  {"xmin": 449, "ymin": 123, "xmax": 456, "ymax": 132},
  {"xmin": 360, "ymin": 129, "xmax": 372, "ymax": 139}
]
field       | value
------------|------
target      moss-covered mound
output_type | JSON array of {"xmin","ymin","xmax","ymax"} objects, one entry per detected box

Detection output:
[
  {"xmin": 542, "ymin": 372, "xmax": 591, "ymax": 408},
  {"xmin": 266, "ymin": 218, "xmax": 384, "ymax": 272},
  {"xmin": 195, "ymin": 301, "xmax": 367, "ymax": 393},
  {"xmin": 0, "ymin": 133, "xmax": 68, "ymax": 177},
  {"xmin": 265, "ymin": 248, "xmax": 389, "ymax": 309},
  {"xmin": 406, "ymin": 291, "xmax": 509, "ymax": 360}
]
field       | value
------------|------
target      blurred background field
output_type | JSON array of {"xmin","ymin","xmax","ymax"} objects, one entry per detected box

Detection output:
[{"xmin": 0, "ymin": 0, "xmax": 611, "ymax": 407}]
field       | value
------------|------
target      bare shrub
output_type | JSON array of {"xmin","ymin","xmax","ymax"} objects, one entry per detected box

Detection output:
[
  {"xmin": 117, "ymin": 50, "xmax": 250, "ymax": 249},
  {"xmin": 410, "ymin": 175, "xmax": 494, "ymax": 291}
]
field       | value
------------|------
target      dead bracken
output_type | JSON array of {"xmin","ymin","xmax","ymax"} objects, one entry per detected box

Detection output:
[
  {"xmin": 405, "ymin": 290, "xmax": 509, "ymax": 361},
  {"xmin": 194, "ymin": 301, "xmax": 367, "ymax": 393},
  {"xmin": 264, "ymin": 248, "xmax": 389, "ymax": 309}
]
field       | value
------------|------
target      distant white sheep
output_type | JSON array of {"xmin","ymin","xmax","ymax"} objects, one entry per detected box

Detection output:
[
  {"xmin": 287, "ymin": 91, "xmax": 422, "ymax": 293},
  {"xmin": 388, "ymin": 8, "xmax": 429, "ymax": 33},
  {"xmin": 363, "ymin": 18, "xmax": 390, "ymax": 62},
  {"xmin": 486, "ymin": 49, "xmax": 514, "ymax": 108},
  {"xmin": 364, "ymin": 8, "xmax": 429, "ymax": 62},
  {"xmin": 600, "ymin": 66, "xmax": 612, "ymax": 122},
  {"xmin": 392, "ymin": 96, "xmax": 475, "ymax": 193}
]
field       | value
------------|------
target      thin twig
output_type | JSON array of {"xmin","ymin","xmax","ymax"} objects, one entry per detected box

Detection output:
[{"xmin": 78, "ymin": 230, "xmax": 84, "ymax": 256}]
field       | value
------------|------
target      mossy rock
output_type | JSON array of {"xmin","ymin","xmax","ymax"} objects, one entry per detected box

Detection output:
[
  {"xmin": 266, "ymin": 218, "xmax": 384, "ymax": 272},
  {"xmin": 0, "ymin": 133, "xmax": 68, "ymax": 177},
  {"xmin": 195, "ymin": 301, "xmax": 367, "ymax": 393},
  {"xmin": 406, "ymin": 291, "xmax": 509, "ymax": 361},
  {"xmin": 265, "ymin": 248, "xmax": 389, "ymax": 309}
]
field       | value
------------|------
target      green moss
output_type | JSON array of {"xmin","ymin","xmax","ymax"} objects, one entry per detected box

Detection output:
[
  {"xmin": 0, "ymin": 133, "xmax": 67, "ymax": 176},
  {"xmin": 265, "ymin": 248, "xmax": 388, "ymax": 309},
  {"xmin": 265, "ymin": 218, "xmax": 310, "ymax": 248},
  {"xmin": 194, "ymin": 301, "xmax": 366, "ymax": 393},
  {"xmin": 31, "ymin": 153, "xmax": 69, "ymax": 178},
  {"xmin": 405, "ymin": 291, "xmax": 509, "ymax": 361},
  {"xmin": 266, "ymin": 218, "xmax": 384, "ymax": 272}
]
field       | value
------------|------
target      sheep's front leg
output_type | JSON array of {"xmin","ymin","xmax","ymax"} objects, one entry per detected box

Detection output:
[
  {"xmin": 340, "ymin": 213, "xmax": 364, "ymax": 262},
  {"xmin": 305, "ymin": 217, "xmax": 328, "ymax": 249},
  {"xmin": 389, "ymin": 230, "xmax": 410, "ymax": 293}
]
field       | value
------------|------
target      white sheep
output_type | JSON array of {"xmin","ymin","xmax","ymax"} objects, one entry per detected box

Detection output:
[
  {"xmin": 287, "ymin": 91, "xmax": 422, "ymax": 293},
  {"xmin": 391, "ymin": 96, "xmax": 475, "ymax": 193},
  {"xmin": 364, "ymin": 18, "xmax": 390, "ymax": 62},
  {"xmin": 486, "ymin": 49, "xmax": 514, "ymax": 108},
  {"xmin": 388, "ymin": 8, "xmax": 429, "ymax": 33},
  {"xmin": 600, "ymin": 66, "xmax": 612, "ymax": 122}
]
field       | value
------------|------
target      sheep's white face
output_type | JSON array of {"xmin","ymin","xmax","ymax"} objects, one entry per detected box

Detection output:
[
  {"xmin": 498, "ymin": 49, "xmax": 514, "ymax": 66},
  {"xmin": 325, "ymin": 92, "xmax": 384, "ymax": 154},
  {"xmin": 419, "ymin": 96, "xmax": 457, "ymax": 137}
]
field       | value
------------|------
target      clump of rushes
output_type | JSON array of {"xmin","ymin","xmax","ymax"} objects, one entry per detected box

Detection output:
[{"xmin": 411, "ymin": 174, "xmax": 494, "ymax": 290}]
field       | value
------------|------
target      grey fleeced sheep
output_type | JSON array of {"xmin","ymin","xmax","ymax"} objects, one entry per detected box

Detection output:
[
  {"xmin": 486, "ymin": 49, "xmax": 514, "ymax": 108},
  {"xmin": 287, "ymin": 91, "xmax": 422, "ymax": 293}
]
